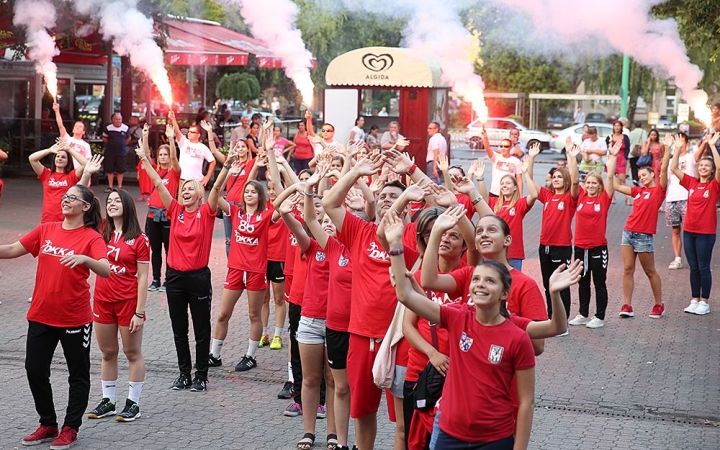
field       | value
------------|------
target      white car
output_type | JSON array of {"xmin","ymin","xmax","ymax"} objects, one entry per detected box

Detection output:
[
  {"xmin": 550, "ymin": 122, "xmax": 614, "ymax": 153},
  {"xmin": 466, "ymin": 118, "xmax": 551, "ymax": 152}
]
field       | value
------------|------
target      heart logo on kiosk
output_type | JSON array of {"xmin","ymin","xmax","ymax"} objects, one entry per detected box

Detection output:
[{"xmin": 362, "ymin": 53, "xmax": 394, "ymax": 72}]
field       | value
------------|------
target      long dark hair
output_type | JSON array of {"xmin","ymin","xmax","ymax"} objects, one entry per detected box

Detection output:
[
  {"xmin": 103, "ymin": 189, "xmax": 143, "ymax": 243},
  {"xmin": 73, "ymin": 184, "xmax": 102, "ymax": 232},
  {"xmin": 415, "ymin": 207, "xmax": 445, "ymax": 253},
  {"xmin": 51, "ymin": 150, "xmax": 74, "ymax": 174},
  {"xmin": 244, "ymin": 180, "xmax": 268, "ymax": 213},
  {"xmin": 475, "ymin": 259, "xmax": 512, "ymax": 319}
]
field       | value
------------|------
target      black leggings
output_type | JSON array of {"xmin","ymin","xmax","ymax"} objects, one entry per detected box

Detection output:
[
  {"xmin": 145, "ymin": 217, "xmax": 170, "ymax": 282},
  {"xmin": 26, "ymin": 321, "xmax": 92, "ymax": 430},
  {"xmin": 574, "ymin": 245, "xmax": 609, "ymax": 320},
  {"xmin": 166, "ymin": 266, "xmax": 212, "ymax": 380},
  {"xmin": 538, "ymin": 245, "xmax": 573, "ymax": 319}
]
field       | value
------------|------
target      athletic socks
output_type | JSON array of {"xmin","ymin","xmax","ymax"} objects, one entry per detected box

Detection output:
[
  {"xmin": 262, "ymin": 326, "xmax": 268, "ymax": 336},
  {"xmin": 101, "ymin": 380, "xmax": 117, "ymax": 403},
  {"xmin": 211, "ymin": 338, "xmax": 224, "ymax": 358},
  {"xmin": 247, "ymin": 340, "xmax": 260, "ymax": 358},
  {"xmin": 128, "ymin": 381, "xmax": 144, "ymax": 404},
  {"xmin": 274, "ymin": 327, "xmax": 284, "ymax": 338},
  {"xmin": 288, "ymin": 362, "xmax": 293, "ymax": 382}
]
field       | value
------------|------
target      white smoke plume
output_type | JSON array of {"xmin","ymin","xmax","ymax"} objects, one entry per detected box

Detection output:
[
  {"xmin": 223, "ymin": 0, "xmax": 315, "ymax": 108},
  {"xmin": 13, "ymin": 0, "xmax": 60, "ymax": 99}
]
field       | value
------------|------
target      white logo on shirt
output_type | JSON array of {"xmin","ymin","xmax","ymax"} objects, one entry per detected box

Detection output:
[
  {"xmin": 109, "ymin": 264, "xmax": 127, "ymax": 275},
  {"xmin": 488, "ymin": 344, "xmax": 505, "ymax": 364},
  {"xmin": 558, "ymin": 201, "xmax": 565, "ymax": 211},
  {"xmin": 41, "ymin": 240, "xmax": 75, "ymax": 257},
  {"xmin": 594, "ymin": 203, "xmax": 601, "ymax": 212},
  {"xmin": 509, "ymin": 207, "xmax": 516, "ymax": 216},
  {"xmin": 235, "ymin": 231, "xmax": 258, "ymax": 246},
  {"xmin": 366, "ymin": 241, "xmax": 389, "ymax": 261},
  {"xmin": 47, "ymin": 178, "xmax": 69, "ymax": 188}
]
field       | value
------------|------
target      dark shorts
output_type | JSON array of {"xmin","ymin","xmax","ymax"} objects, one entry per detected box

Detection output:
[
  {"xmin": 326, "ymin": 327, "xmax": 350, "ymax": 370},
  {"xmin": 104, "ymin": 153, "xmax": 127, "ymax": 174},
  {"xmin": 267, "ymin": 260, "xmax": 285, "ymax": 283}
]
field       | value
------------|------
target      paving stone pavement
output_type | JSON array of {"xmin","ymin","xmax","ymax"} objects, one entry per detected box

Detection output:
[{"xmin": 1, "ymin": 170, "xmax": 719, "ymax": 450}]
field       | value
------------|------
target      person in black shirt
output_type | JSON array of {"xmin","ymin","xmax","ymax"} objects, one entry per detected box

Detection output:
[{"xmin": 102, "ymin": 113, "xmax": 130, "ymax": 193}]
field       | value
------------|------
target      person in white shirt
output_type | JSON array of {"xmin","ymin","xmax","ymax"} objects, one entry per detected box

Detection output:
[
  {"xmin": 52, "ymin": 102, "xmax": 92, "ymax": 169},
  {"xmin": 574, "ymin": 106, "xmax": 585, "ymax": 124},
  {"xmin": 481, "ymin": 128, "xmax": 522, "ymax": 196},
  {"xmin": 509, "ymin": 128, "xmax": 526, "ymax": 158},
  {"xmin": 380, "ymin": 121, "xmax": 407, "ymax": 151},
  {"xmin": 425, "ymin": 122, "xmax": 447, "ymax": 184},
  {"xmin": 230, "ymin": 115, "xmax": 251, "ymax": 146},
  {"xmin": 579, "ymin": 127, "xmax": 608, "ymax": 178},
  {"xmin": 349, "ymin": 116, "xmax": 365, "ymax": 144},
  {"xmin": 378, "ymin": 107, "xmax": 388, "ymax": 117},
  {"xmin": 169, "ymin": 111, "xmax": 216, "ymax": 185}
]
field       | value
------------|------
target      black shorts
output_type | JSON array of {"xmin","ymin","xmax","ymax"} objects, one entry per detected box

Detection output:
[
  {"xmin": 325, "ymin": 327, "xmax": 350, "ymax": 370},
  {"xmin": 267, "ymin": 260, "xmax": 285, "ymax": 283},
  {"xmin": 104, "ymin": 153, "xmax": 127, "ymax": 174}
]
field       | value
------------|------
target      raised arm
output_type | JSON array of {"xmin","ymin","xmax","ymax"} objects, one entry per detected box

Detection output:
[
  {"xmin": 526, "ymin": 142, "xmax": 542, "ymax": 192},
  {"xmin": 481, "ymin": 127, "xmax": 494, "ymax": 159},
  {"xmin": 659, "ymin": 134, "xmax": 673, "ymax": 190},
  {"xmin": 521, "ymin": 154, "xmax": 539, "ymax": 207},
  {"xmin": 136, "ymin": 142, "xmax": 173, "ymax": 209},
  {"xmin": 525, "ymin": 261, "xmax": 582, "ymax": 338},
  {"xmin": 279, "ymin": 193, "xmax": 311, "ymax": 253},
  {"xmin": 305, "ymin": 110, "xmax": 316, "ymax": 137},
  {"xmin": 565, "ymin": 138, "xmax": 580, "ymax": 199},
  {"xmin": 604, "ymin": 140, "xmax": 620, "ymax": 197},
  {"xmin": 419, "ymin": 205, "xmax": 465, "ymax": 294},
  {"xmin": 79, "ymin": 154, "xmax": 104, "ymax": 186},
  {"xmin": 52, "ymin": 103, "xmax": 68, "ymax": 138},
  {"xmin": 450, "ymin": 173, "xmax": 493, "ymax": 218},
  {"xmin": 168, "ymin": 111, "xmax": 182, "ymax": 144},
  {"xmin": 708, "ymin": 132, "xmax": 720, "ymax": 183},
  {"xmin": 28, "ymin": 144, "xmax": 58, "ymax": 176},
  {"xmin": 164, "ymin": 124, "xmax": 182, "ymax": 173},
  {"xmin": 209, "ymin": 152, "xmax": 237, "ymax": 213},
  {"xmin": 355, "ymin": 178, "xmax": 376, "ymax": 222},
  {"xmin": 304, "ymin": 162, "xmax": 331, "ymax": 249},
  {"xmin": 201, "ymin": 120, "xmax": 225, "ymax": 164}
]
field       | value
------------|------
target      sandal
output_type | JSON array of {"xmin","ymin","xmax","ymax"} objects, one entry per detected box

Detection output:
[
  {"xmin": 327, "ymin": 434, "xmax": 338, "ymax": 450},
  {"xmin": 297, "ymin": 433, "xmax": 315, "ymax": 449},
  {"xmin": 104, "ymin": 187, "xmax": 113, "ymax": 193}
]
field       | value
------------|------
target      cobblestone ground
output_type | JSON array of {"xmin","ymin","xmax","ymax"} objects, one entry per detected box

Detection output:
[{"xmin": 1, "ymin": 167, "xmax": 719, "ymax": 449}]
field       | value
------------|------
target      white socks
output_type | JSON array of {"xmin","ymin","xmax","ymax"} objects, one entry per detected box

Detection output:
[
  {"xmin": 274, "ymin": 327, "xmax": 284, "ymax": 338},
  {"xmin": 262, "ymin": 327, "xmax": 268, "ymax": 336},
  {"xmin": 128, "ymin": 381, "xmax": 144, "ymax": 404},
  {"xmin": 211, "ymin": 338, "xmax": 224, "ymax": 358},
  {"xmin": 102, "ymin": 380, "xmax": 117, "ymax": 403},
  {"xmin": 247, "ymin": 340, "xmax": 259, "ymax": 358},
  {"xmin": 288, "ymin": 362, "xmax": 293, "ymax": 382}
]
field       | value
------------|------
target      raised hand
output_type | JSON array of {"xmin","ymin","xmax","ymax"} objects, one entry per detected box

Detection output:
[
  {"xmin": 84, "ymin": 154, "xmax": 104, "ymax": 174},
  {"xmin": 135, "ymin": 145, "xmax": 147, "ymax": 160},
  {"xmin": 168, "ymin": 110, "xmax": 176, "ymax": 122},
  {"xmin": 262, "ymin": 116, "xmax": 274, "ymax": 131},
  {"xmin": 428, "ymin": 183, "xmax": 458, "ymax": 207},
  {"xmin": 52, "ymin": 102, "xmax": 60, "ymax": 113},
  {"xmin": 200, "ymin": 120, "xmax": 213, "ymax": 133},
  {"xmin": 709, "ymin": 131, "xmax": 720, "ymax": 147},
  {"xmin": 369, "ymin": 177, "xmax": 385, "ymax": 194},
  {"xmin": 470, "ymin": 159, "xmax": 485, "ymax": 180},
  {"xmin": 405, "ymin": 183, "xmax": 426, "ymax": 202},
  {"xmin": 433, "ymin": 204, "xmax": 466, "ymax": 233},
  {"xmin": 165, "ymin": 123, "xmax": 175, "ymax": 139},
  {"xmin": 394, "ymin": 138, "xmax": 410, "ymax": 149},
  {"xmin": 381, "ymin": 209, "xmax": 405, "ymax": 245},
  {"xmin": 225, "ymin": 150, "xmax": 239, "ymax": 167},
  {"xmin": 528, "ymin": 141, "xmax": 542, "ymax": 157},
  {"xmin": 520, "ymin": 156, "xmax": 533, "ymax": 173},
  {"xmin": 450, "ymin": 173, "xmax": 477, "ymax": 195},
  {"xmin": 563, "ymin": 136, "xmax": 573, "ymax": 156},
  {"xmin": 663, "ymin": 132, "xmax": 673, "ymax": 147},
  {"xmin": 256, "ymin": 149, "xmax": 268, "ymax": 167},
  {"xmin": 673, "ymin": 133, "xmax": 685, "ymax": 150},
  {"xmin": 264, "ymin": 134, "xmax": 275, "ymax": 152},
  {"xmin": 354, "ymin": 153, "xmax": 384, "ymax": 176},
  {"xmin": 304, "ymin": 110, "xmax": 312, "ymax": 120},
  {"xmin": 549, "ymin": 259, "xmax": 583, "ymax": 293},
  {"xmin": 279, "ymin": 192, "xmax": 303, "ymax": 215},
  {"xmin": 568, "ymin": 143, "xmax": 580, "ymax": 159},
  {"xmin": 382, "ymin": 149, "xmax": 412, "ymax": 174},
  {"xmin": 307, "ymin": 161, "xmax": 329, "ymax": 186},
  {"xmin": 437, "ymin": 154, "xmax": 449, "ymax": 172},
  {"xmin": 345, "ymin": 187, "xmax": 365, "ymax": 210}
]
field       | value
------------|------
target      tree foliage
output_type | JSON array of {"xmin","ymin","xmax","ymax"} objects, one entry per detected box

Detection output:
[{"xmin": 215, "ymin": 72, "xmax": 260, "ymax": 103}]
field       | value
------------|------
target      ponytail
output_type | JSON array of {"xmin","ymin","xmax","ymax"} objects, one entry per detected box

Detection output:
[{"xmin": 74, "ymin": 184, "xmax": 102, "ymax": 232}]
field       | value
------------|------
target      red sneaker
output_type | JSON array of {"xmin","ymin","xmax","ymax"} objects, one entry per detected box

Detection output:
[
  {"xmin": 649, "ymin": 303, "xmax": 665, "ymax": 319},
  {"xmin": 21, "ymin": 424, "xmax": 58, "ymax": 446},
  {"xmin": 49, "ymin": 426, "xmax": 77, "ymax": 450},
  {"xmin": 619, "ymin": 304, "xmax": 634, "ymax": 317}
]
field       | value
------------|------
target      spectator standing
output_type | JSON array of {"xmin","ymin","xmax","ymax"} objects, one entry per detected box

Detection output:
[
  {"xmin": 292, "ymin": 121, "xmax": 314, "ymax": 173},
  {"xmin": 271, "ymin": 97, "xmax": 281, "ymax": 116},
  {"xmin": 628, "ymin": 122, "xmax": 648, "ymax": 183},
  {"xmin": 574, "ymin": 106, "xmax": 585, "ymax": 124},
  {"xmin": 481, "ymin": 129, "xmax": 523, "ymax": 196},
  {"xmin": 52, "ymin": 103, "xmax": 91, "ymax": 169},
  {"xmin": 366, "ymin": 125, "xmax": 381, "ymax": 151},
  {"xmin": 230, "ymin": 116, "xmax": 251, "ymax": 145},
  {"xmin": 169, "ymin": 111, "xmax": 216, "ymax": 186},
  {"xmin": 381, "ymin": 121, "xmax": 408, "ymax": 152},
  {"xmin": 102, "ymin": 113, "xmax": 130, "ymax": 193},
  {"xmin": 349, "ymin": 117, "xmax": 365, "ymax": 144},
  {"xmin": 509, "ymin": 128, "xmax": 526, "ymax": 158},
  {"xmin": 426, "ymin": 122, "xmax": 447, "ymax": 184}
]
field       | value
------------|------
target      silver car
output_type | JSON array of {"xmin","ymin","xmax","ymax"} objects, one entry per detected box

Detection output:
[
  {"xmin": 466, "ymin": 117, "xmax": 551, "ymax": 152},
  {"xmin": 550, "ymin": 122, "xmax": 614, "ymax": 153}
]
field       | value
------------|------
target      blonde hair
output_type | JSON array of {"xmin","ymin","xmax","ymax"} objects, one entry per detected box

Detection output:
[
  {"xmin": 493, "ymin": 174, "xmax": 521, "ymax": 213},
  {"xmin": 584, "ymin": 171, "xmax": 605, "ymax": 191},
  {"xmin": 179, "ymin": 179, "xmax": 205, "ymax": 205}
]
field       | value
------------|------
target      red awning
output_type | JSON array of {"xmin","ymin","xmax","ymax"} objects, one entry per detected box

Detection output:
[{"xmin": 165, "ymin": 23, "xmax": 248, "ymax": 66}]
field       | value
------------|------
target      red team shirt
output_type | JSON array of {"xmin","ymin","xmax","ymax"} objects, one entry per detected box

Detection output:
[
  {"xmin": 624, "ymin": 186, "xmax": 666, "ymax": 235},
  {"xmin": 20, "ymin": 222, "xmax": 107, "ymax": 327},
  {"xmin": 94, "ymin": 232, "xmax": 150, "ymax": 302},
  {"xmin": 324, "ymin": 237, "xmax": 353, "ymax": 332},
  {"xmin": 147, "ymin": 167, "xmax": 180, "ymax": 219},
  {"xmin": 574, "ymin": 187, "xmax": 612, "ymax": 249},
  {"xmin": 167, "ymin": 200, "xmax": 216, "ymax": 271},
  {"xmin": 227, "ymin": 204, "xmax": 273, "ymax": 272},
  {"xmin": 288, "ymin": 248, "xmax": 307, "ymax": 306},
  {"xmin": 680, "ymin": 177, "xmax": 720, "ymax": 235},
  {"xmin": 38, "ymin": 167, "xmax": 80, "ymax": 223},
  {"xmin": 301, "ymin": 239, "xmax": 330, "ymax": 319},
  {"xmin": 438, "ymin": 304, "xmax": 535, "ymax": 443},
  {"xmin": 537, "ymin": 188, "xmax": 577, "ymax": 246},
  {"xmin": 267, "ymin": 204, "xmax": 288, "ymax": 262},
  {"xmin": 487, "ymin": 197, "xmax": 532, "ymax": 260}
]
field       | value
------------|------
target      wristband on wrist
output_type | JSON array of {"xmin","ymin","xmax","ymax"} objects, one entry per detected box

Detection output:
[
  {"xmin": 134, "ymin": 312, "xmax": 145, "ymax": 319},
  {"xmin": 388, "ymin": 248, "xmax": 404, "ymax": 256},
  {"xmin": 477, "ymin": 176, "xmax": 484, "ymax": 182},
  {"xmin": 471, "ymin": 195, "xmax": 484, "ymax": 206},
  {"xmin": 303, "ymin": 191, "xmax": 314, "ymax": 197},
  {"xmin": 407, "ymin": 163, "xmax": 417, "ymax": 175}
]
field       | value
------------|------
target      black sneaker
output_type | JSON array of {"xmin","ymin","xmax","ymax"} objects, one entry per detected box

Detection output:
[
  {"xmin": 116, "ymin": 399, "xmax": 141, "ymax": 422},
  {"xmin": 234, "ymin": 355, "xmax": 257, "ymax": 372},
  {"xmin": 87, "ymin": 397, "xmax": 116, "ymax": 419},
  {"xmin": 208, "ymin": 354, "xmax": 223, "ymax": 367},
  {"xmin": 190, "ymin": 377, "xmax": 207, "ymax": 392},
  {"xmin": 159, "ymin": 282, "xmax": 167, "ymax": 292},
  {"xmin": 171, "ymin": 373, "xmax": 192, "ymax": 390},
  {"xmin": 278, "ymin": 381, "xmax": 294, "ymax": 399},
  {"xmin": 148, "ymin": 280, "xmax": 161, "ymax": 291}
]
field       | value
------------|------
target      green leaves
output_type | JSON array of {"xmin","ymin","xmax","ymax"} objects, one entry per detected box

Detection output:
[{"xmin": 215, "ymin": 72, "xmax": 261, "ymax": 103}]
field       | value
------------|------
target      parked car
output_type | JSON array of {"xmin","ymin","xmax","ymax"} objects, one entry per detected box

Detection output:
[
  {"xmin": 585, "ymin": 112, "xmax": 607, "ymax": 123},
  {"xmin": 655, "ymin": 115, "xmax": 676, "ymax": 131},
  {"xmin": 550, "ymin": 122, "xmax": 613, "ymax": 152},
  {"xmin": 466, "ymin": 117, "xmax": 551, "ymax": 152}
]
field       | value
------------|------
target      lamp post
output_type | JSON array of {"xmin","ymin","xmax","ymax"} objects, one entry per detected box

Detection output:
[{"xmin": 621, "ymin": 54, "xmax": 630, "ymax": 118}]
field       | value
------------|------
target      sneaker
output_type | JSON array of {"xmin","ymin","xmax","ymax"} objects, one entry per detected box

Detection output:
[
  {"xmin": 159, "ymin": 282, "xmax": 167, "ymax": 292},
  {"xmin": 49, "ymin": 426, "xmax": 77, "ymax": 450},
  {"xmin": 116, "ymin": 399, "xmax": 141, "ymax": 422},
  {"xmin": 556, "ymin": 330, "xmax": 569, "ymax": 337},
  {"xmin": 649, "ymin": 303, "xmax": 665, "ymax": 319},
  {"xmin": 694, "ymin": 301, "xmax": 710, "ymax": 315},
  {"xmin": 568, "ymin": 314, "xmax": 590, "ymax": 326},
  {"xmin": 22, "ymin": 424, "xmax": 58, "ymax": 446},
  {"xmin": 171, "ymin": 373, "xmax": 192, "ymax": 390},
  {"xmin": 278, "ymin": 381, "xmax": 294, "ymax": 399},
  {"xmin": 190, "ymin": 377, "xmax": 207, "ymax": 392},
  {"xmin": 258, "ymin": 334, "xmax": 271, "ymax": 348},
  {"xmin": 87, "ymin": 398, "xmax": 116, "ymax": 419},
  {"xmin": 270, "ymin": 336, "xmax": 282, "ymax": 350},
  {"xmin": 208, "ymin": 354, "xmax": 223, "ymax": 367},
  {"xmin": 619, "ymin": 304, "xmax": 634, "ymax": 317},
  {"xmin": 235, "ymin": 355, "xmax": 257, "ymax": 372},
  {"xmin": 586, "ymin": 317, "xmax": 604, "ymax": 329},
  {"xmin": 668, "ymin": 259, "xmax": 683, "ymax": 269},
  {"xmin": 147, "ymin": 280, "xmax": 161, "ymax": 291},
  {"xmin": 684, "ymin": 299, "xmax": 699, "ymax": 313},
  {"xmin": 317, "ymin": 404, "xmax": 327, "ymax": 419},
  {"xmin": 283, "ymin": 402, "xmax": 303, "ymax": 417}
]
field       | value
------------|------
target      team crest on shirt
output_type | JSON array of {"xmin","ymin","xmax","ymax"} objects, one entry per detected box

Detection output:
[
  {"xmin": 509, "ymin": 207, "xmax": 516, "ymax": 216},
  {"xmin": 196, "ymin": 211, "xmax": 202, "ymax": 219},
  {"xmin": 177, "ymin": 212, "xmax": 185, "ymax": 224},
  {"xmin": 459, "ymin": 332, "xmax": 473, "ymax": 352},
  {"xmin": 315, "ymin": 251, "xmax": 326, "ymax": 262},
  {"xmin": 126, "ymin": 238, "xmax": 135, "ymax": 246},
  {"xmin": 704, "ymin": 190, "xmax": 710, "ymax": 198},
  {"xmin": 488, "ymin": 344, "xmax": 505, "ymax": 364},
  {"xmin": 558, "ymin": 201, "xmax": 565, "ymax": 211},
  {"xmin": 594, "ymin": 203, "xmax": 601, "ymax": 212},
  {"xmin": 643, "ymin": 192, "xmax": 651, "ymax": 200},
  {"xmin": 689, "ymin": 189, "xmax": 695, "ymax": 196},
  {"xmin": 338, "ymin": 254, "xmax": 349, "ymax": 267},
  {"xmin": 577, "ymin": 203, "xmax": 583, "ymax": 211}
]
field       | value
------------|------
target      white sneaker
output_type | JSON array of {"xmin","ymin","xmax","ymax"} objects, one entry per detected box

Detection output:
[
  {"xmin": 568, "ymin": 314, "xmax": 590, "ymax": 326},
  {"xmin": 694, "ymin": 301, "xmax": 710, "ymax": 315},
  {"xmin": 557, "ymin": 330, "xmax": 569, "ymax": 337},
  {"xmin": 684, "ymin": 299, "xmax": 699, "ymax": 313},
  {"xmin": 586, "ymin": 317, "xmax": 604, "ymax": 328},
  {"xmin": 668, "ymin": 259, "xmax": 683, "ymax": 270}
]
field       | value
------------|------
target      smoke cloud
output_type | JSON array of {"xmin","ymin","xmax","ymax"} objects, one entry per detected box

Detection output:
[{"xmin": 13, "ymin": 0, "xmax": 60, "ymax": 99}]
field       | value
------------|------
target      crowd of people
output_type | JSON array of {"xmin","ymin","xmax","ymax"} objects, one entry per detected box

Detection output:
[{"xmin": 0, "ymin": 101, "xmax": 719, "ymax": 450}]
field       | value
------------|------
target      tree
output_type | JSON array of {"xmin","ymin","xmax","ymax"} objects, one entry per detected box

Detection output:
[{"xmin": 215, "ymin": 72, "xmax": 260, "ymax": 104}]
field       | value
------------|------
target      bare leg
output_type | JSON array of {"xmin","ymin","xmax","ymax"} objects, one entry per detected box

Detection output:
[
  {"xmin": 331, "ymin": 367, "xmax": 350, "ymax": 446},
  {"xmin": 107, "ymin": 173, "xmax": 115, "ymax": 189},
  {"xmin": 119, "ymin": 325, "xmax": 145, "ymax": 382},
  {"xmin": 621, "ymin": 245, "xmax": 637, "ymax": 306},
  {"xmin": 299, "ymin": 343, "xmax": 326, "ymax": 442},
  {"xmin": 247, "ymin": 290, "xmax": 266, "ymax": 341},
  {"xmin": 261, "ymin": 289, "xmax": 270, "ymax": 332},
  {"xmin": 393, "ymin": 395, "xmax": 405, "ymax": 450},
  {"xmin": 95, "ymin": 322, "xmax": 120, "ymax": 381},
  {"xmin": 671, "ymin": 226, "xmax": 683, "ymax": 259},
  {"xmin": 212, "ymin": 289, "xmax": 243, "ymax": 340},
  {"xmin": 355, "ymin": 413, "xmax": 378, "ymax": 450},
  {"xmin": 638, "ymin": 252, "xmax": 663, "ymax": 305},
  {"xmin": 117, "ymin": 173, "xmax": 124, "ymax": 189},
  {"xmin": 271, "ymin": 281, "xmax": 287, "ymax": 332}
]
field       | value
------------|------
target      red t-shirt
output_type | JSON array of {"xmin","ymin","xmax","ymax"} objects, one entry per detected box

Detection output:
[
  {"xmin": 681, "ymin": 177, "xmax": 720, "ymax": 235},
  {"xmin": 336, "ymin": 213, "xmax": 419, "ymax": 338},
  {"xmin": 167, "ymin": 200, "xmax": 216, "ymax": 271},
  {"xmin": 267, "ymin": 204, "xmax": 288, "ymax": 262},
  {"xmin": 283, "ymin": 206, "xmax": 303, "ymax": 276},
  {"xmin": 301, "ymin": 239, "xmax": 330, "ymax": 319},
  {"xmin": 288, "ymin": 242, "xmax": 307, "ymax": 306},
  {"xmin": 487, "ymin": 196, "xmax": 531, "ymax": 260},
  {"xmin": 455, "ymin": 193, "xmax": 475, "ymax": 221},
  {"xmin": 438, "ymin": 304, "xmax": 535, "ymax": 443},
  {"xmin": 20, "ymin": 222, "xmax": 107, "ymax": 327},
  {"xmin": 574, "ymin": 187, "xmax": 612, "ymax": 249},
  {"xmin": 625, "ymin": 186, "xmax": 666, "ymax": 235},
  {"xmin": 94, "ymin": 232, "xmax": 150, "ymax": 302},
  {"xmin": 449, "ymin": 266, "xmax": 548, "ymax": 321},
  {"xmin": 537, "ymin": 187, "xmax": 576, "ymax": 246},
  {"xmin": 324, "ymin": 237, "xmax": 352, "ymax": 332},
  {"xmin": 147, "ymin": 167, "xmax": 180, "ymax": 218},
  {"xmin": 225, "ymin": 158, "xmax": 256, "ymax": 204},
  {"xmin": 38, "ymin": 167, "xmax": 79, "ymax": 223},
  {"xmin": 227, "ymin": 204, "xmax": 273, "ymax": 271},
  {"xmin": 403, "ymin": 221, "xmax": 418, "ymax": 254}
]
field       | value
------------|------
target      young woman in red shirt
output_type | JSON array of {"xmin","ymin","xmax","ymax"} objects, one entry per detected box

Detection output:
[
  {"xmin": 614, "ymin": 133, "xmax": 671, "ymax": 319},
  {"xmin": 88, "ymin": 189, "xmax": 149, "ymax": 422},
  {"xmin": 0, "ymin": 184, "xmax": 109, "ymax": 449},
  {"xmin": 136, "ymin": 140, "xmax": 229, "ymax": 392},
  {"xmin": 568, "ymin": 141, "xmax": 621, "ymax": 329},
  {"xmin": 673, "ymin": 132, "xmax": 720, "ymax": 316}
]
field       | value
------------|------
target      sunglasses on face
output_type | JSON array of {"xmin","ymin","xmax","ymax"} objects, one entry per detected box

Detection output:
[
  {"xmin": 499, "ymin": 145, "xmax": 511, "ymax": 148},
  {"xmin": 321, "ymin": 128, "xmax": 334, "ymax": 133},
  {"xmin": 62, "ymin": 194, "xmax": 89, "ymax": 205}
]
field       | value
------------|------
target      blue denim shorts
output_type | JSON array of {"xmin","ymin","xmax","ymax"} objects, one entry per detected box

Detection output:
[{"xmin": 622, "ymin": 229, "xmax": 654, "ymax": 253}]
